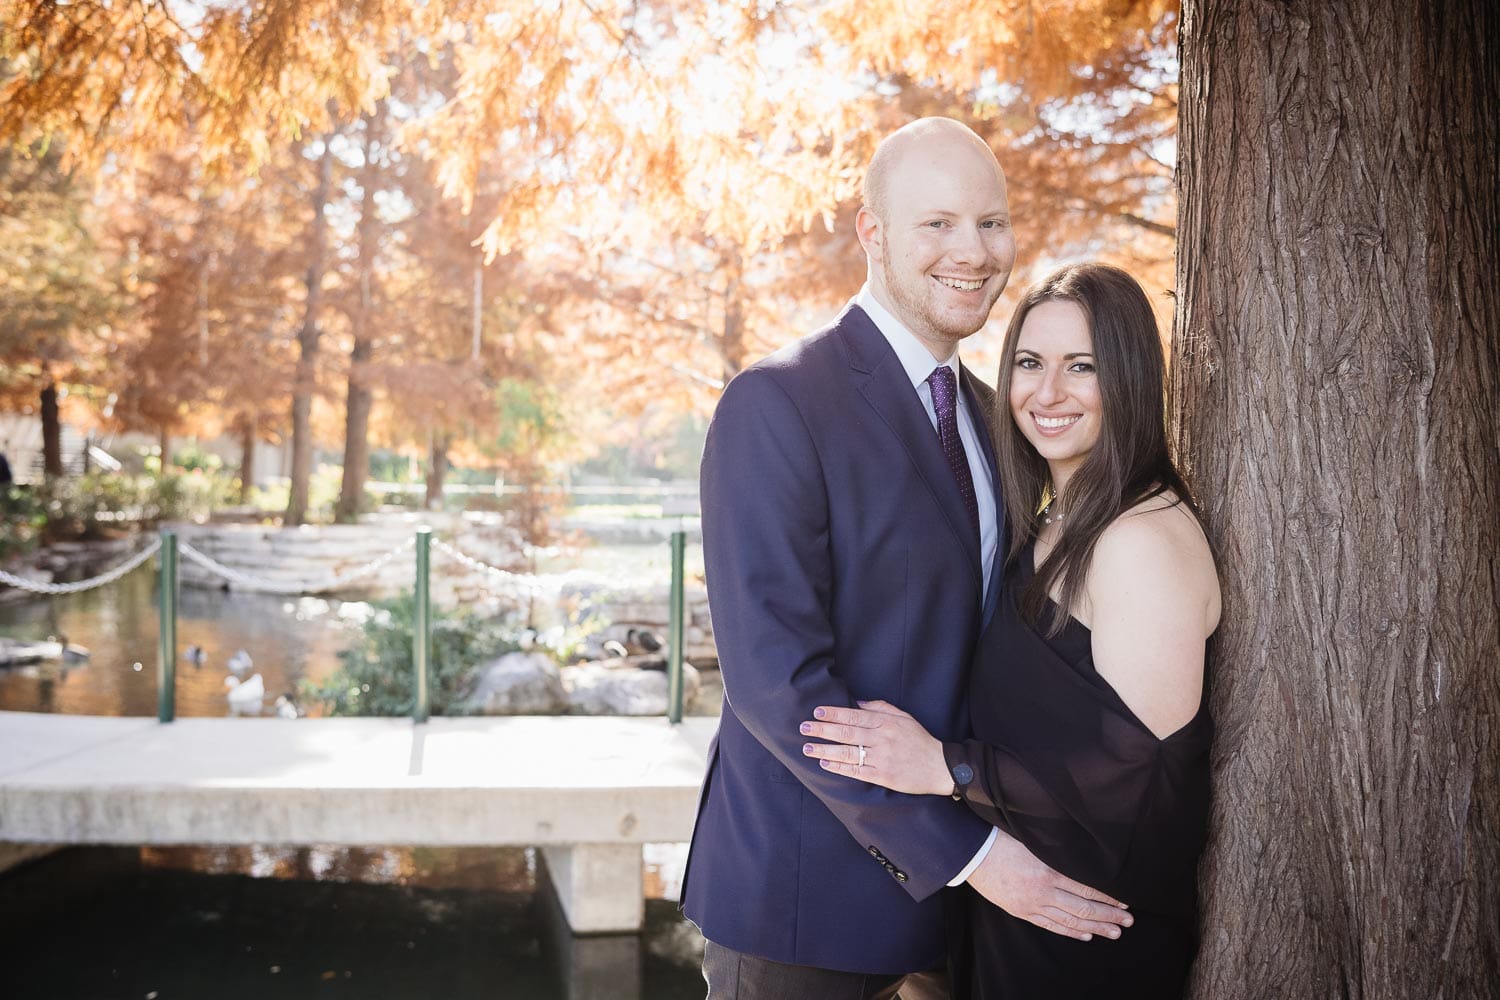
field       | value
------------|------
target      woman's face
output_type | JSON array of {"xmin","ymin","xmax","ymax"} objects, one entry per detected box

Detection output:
[{"xmin": 1008, "ymin": 299, "xmax": 1102, "ymax": 485}]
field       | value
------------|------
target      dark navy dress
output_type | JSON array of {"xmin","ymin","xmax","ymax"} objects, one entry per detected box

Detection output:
[{"xmin": 943, "ymin": 542, "xmax": 1213, "ymax": 999}]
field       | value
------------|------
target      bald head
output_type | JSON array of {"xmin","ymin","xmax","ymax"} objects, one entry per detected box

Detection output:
[
  {"xmin": 853, "ymin": 116, "xmax": 1015, "ymax": 358},
  {"xmin": 862, "ymin": 117, "xmax": 1003, "ymax": 220}
]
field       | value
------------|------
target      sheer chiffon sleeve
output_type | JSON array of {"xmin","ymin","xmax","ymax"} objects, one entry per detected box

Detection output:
[{"xmin": 944, "ymin": 615, "xmax": 1211, "ymax": 913}]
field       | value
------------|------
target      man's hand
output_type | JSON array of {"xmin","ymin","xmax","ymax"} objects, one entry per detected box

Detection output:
[{"xmin": 966, "ymin": 829, "xmax": 1133, "ymax": 941}]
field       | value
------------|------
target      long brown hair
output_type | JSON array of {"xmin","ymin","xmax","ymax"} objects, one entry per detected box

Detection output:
[{"xmin": 995, "ymin": 263, "xmax": 1200, "ymax": 635}]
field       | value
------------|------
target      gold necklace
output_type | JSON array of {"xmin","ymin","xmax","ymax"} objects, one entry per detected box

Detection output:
[{"xmin": 1038, "ymin": 484, "xmax": 1064, "ymax": 525}]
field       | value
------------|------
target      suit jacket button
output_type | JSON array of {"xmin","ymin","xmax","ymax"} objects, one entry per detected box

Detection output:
[
  {"xmin": 951, "ymin": 763, "xmax": 974, "ymax": 786},
  {"xmin": 895, "ymin": 871, "xmax": 908, "ymax": 882},
  {"xmin": 868, "ymin": 846, "xmax": 883, "ymax": 859}
]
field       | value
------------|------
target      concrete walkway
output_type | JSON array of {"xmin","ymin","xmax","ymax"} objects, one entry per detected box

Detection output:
[{"xmin": 0, "ymin": 711, "xmax": 716, "ymax": 933}]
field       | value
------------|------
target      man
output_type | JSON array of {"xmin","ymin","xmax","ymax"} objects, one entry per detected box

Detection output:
[{"xmin": 681, "ymin": 118, "xmax": 1132, "ymax": 998}]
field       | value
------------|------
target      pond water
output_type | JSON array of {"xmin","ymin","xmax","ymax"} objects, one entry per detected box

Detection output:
[
  {"xmin": 0, "ymin": 562, "xmax": 353, "ymax": 717},
  {"xmin": 0, "ymin": 535, "xmax": 708, "ymax": 718},
  {"xmin": 1, "ymin": 845, "xmax": 707, "ymax": 999}
]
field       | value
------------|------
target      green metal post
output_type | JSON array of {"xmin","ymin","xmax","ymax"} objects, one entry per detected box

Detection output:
[
  {"xmin": 668, "ymin": 529, "xmax": 686, "ymax": 724},
  {"xmin": 157, "ymin": 529, "xmax": 177, "ymax": 723},
  {"xmin": 414, "ymin": 527, "xmax": 431, "ymax": 723}
]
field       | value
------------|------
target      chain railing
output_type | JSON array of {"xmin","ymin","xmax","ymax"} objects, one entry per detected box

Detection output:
[
  {"xmin": 4, "ymin": 524, "xmax": 690, "ymax": 727},
  {"xmin": 429, "ymin": 537, "xmax": 625, "ymax": 598},
  {"xmin": 0, "ymin": 537, "xmax": 163, "ymax": 595},
  {"xmin": 178, "ymin": 536, "xmax": 416, "ymax": 594}
]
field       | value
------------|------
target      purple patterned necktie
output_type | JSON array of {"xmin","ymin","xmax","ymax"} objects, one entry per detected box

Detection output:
[{"xmin": 929, "ymin": 365, "xmax": 980, "ymax": 539}]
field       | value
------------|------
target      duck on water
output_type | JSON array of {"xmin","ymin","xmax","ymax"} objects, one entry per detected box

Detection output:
[{"xmin": 0, "ymin": 636, "xmax": 90, "ymax": 668}]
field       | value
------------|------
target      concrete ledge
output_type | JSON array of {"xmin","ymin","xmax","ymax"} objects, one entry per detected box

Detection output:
[
  {"xmin": 0, "ymin": 712, "xmax": 716, "ymax": 932},
  {"xmin": 0, "ymin": 713, "xmax": 714, "ymax": 845}
]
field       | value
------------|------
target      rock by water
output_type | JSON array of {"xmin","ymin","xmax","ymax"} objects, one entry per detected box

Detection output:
[
  {"xmin": 562, "ymin": 656, "xmax": 701, "ymax": 716},
  {"xmin": 463, "ymin": 651, "xmax": 569, "ymax": 715}
]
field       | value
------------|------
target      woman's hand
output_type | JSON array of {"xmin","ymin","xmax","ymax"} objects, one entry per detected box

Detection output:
[{"xmin": 799, "ymin": 700, "xmax": 953, "ymax": 796}]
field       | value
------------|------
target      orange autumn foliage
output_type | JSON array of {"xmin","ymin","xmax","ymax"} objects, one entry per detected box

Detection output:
[{"xmin": 1, "ymin": 0, "xmax": 1180, "ymax": 470}]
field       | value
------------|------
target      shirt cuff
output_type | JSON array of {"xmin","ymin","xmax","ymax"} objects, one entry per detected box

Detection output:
[{"xmin": 947, "ymin": 826, "xmax": 999, "ymax": 887}]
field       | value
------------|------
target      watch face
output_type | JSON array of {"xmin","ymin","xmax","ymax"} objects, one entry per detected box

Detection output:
[{"xmin": 952, "ymin": 763, "xmax": 974, "ymax": 785}]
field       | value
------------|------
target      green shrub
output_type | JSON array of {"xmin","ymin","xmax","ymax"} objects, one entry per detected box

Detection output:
[
  {"xmin": 300, "ymin": 596, "xmax": 518, "ymax": 717},
  {"xmin": 170, "ymin": 442, "xmax": 224, "ymax": 474},
  {"xmin": 142, "ymin": 470, "xmax": 237, "ymax": 523},
  {"xmin": 3, "ymin": 472, "xmax": 237, "ymax": 545},
  {"xmin": 0, "ymin": 486, "xmax": 47, "ymax": 560}
]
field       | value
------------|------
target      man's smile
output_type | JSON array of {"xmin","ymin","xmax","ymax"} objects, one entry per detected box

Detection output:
[{"xmin": 934, "ymin": 275, "xmax": 986, "ymax": 291}]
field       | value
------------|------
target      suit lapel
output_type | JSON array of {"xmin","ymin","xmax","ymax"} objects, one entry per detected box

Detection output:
[
  {"xmin": 960, "ymin": 365, "xmax": 1008, "ymax": 627},
  {"xmin": 960, "ymin": 367, "xmax": 998, "ymax": 473},
  {"xmin": 839, "ymin": 306, "xmax": 983, "ymax": 589}
]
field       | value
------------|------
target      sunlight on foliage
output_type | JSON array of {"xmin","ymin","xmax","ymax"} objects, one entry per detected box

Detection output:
[{"xmin": 0, "ymin": 0, "xmax": 1180, "ymax": 498}]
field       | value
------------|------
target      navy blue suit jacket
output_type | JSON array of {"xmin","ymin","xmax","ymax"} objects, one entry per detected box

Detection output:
[{"xmin": 682, "ymin": 303, "xmax": 1004, "ymax": 974}]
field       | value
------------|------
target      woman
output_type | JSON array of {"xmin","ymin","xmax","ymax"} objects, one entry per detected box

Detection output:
[{"xmin": 799, "ymin": 263, "xmax": 1220, "ymax": 997}]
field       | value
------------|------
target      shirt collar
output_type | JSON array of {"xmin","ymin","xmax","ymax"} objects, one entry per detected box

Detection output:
[{"xmin": 855, "ymin": 283, "xmax": 961, "ymax": 391}]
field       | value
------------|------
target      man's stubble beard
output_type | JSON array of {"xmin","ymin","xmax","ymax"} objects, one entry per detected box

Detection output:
[{"xmin": 879, "ymin": 252, "xmax": 997, "ymax": 347}]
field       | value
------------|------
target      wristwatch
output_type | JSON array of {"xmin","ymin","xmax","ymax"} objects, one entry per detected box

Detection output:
[{"xmin": 943, "ymin": 742, "xmax": 976, "ymax": 800}]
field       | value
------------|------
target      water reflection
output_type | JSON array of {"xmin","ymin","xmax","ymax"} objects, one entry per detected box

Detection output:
[
  {"xmin": 135, "ymin": 844, "xmax": 689, "ymax": 901},
  {"xmin": 0, "ymin": 563, "xmax": 353, "ymax": 716},
  {"xmin": 1, "ymin": 846, "xmax": 706, "ymax": 999},
  {"xmin": 141, "ymin": 845, "xmax": 543, "ymax": 892}
]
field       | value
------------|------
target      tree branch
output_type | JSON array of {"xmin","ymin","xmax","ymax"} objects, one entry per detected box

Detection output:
[{"xmin": 1117, "ymin": 210, "xmax": 1175, "ymax": 238}]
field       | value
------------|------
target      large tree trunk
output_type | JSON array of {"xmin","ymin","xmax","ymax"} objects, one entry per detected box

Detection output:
[
  {"xmin": 424, "ymin": 432, "xmax": 449, "ymax": 511},
  {"xmin": 39, "ymin": 380, "xmax": 62, "ymax": 478},
  {"xmin": 336, "ymin": 107, "xmax": 384, "ymax": 525},
  {"xmin": 285, "ymin": 138, "xmax": 335, "ymax": 527},
  {"xmin": 237, "ymin": 416, "xmax": 256, "ymax": 505},
  {"xmin": 1173, "ymin": 2, "xmax": 1499, "ymax": 997},
  {"xmin": 335, "ymin": 338, "xmax": 375, "ymax": 523}
]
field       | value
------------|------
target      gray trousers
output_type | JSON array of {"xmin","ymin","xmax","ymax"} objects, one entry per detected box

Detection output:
[{"xmin": 703, "ymin": 940, "xmax": 951, "ymax": 1000}]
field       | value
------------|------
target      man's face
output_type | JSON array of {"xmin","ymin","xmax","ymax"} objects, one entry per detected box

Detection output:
[{"xmin": 860, "ymin": 137, "xmax": 1016, "ymax": 359}]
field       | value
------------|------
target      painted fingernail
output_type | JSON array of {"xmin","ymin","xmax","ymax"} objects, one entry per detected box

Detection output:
[
  {"xmin": 1080, "ymin": 933, "xmax": 1091, "ymax": 942},
  {"xmin": 799, "ymin": 722, "xmax": 813, "ymax": 734},
  {"xmin": 1123, "ymin": 916, "xmax": 1133, "ymax": 927},
  {"xmin": 803, "ymin": 743, "xmax": 815, "ymax": 755},
  {"xmin": 1108, "ymin": 928, "xmax": 1120, "ymax": 939},
  {"xmin": 814, "ymin": 707, "xmax": 826, "ymax": 719},
  {"xmin": 819, "ymin": 759, "xmax": 832, "ymax": 768}
]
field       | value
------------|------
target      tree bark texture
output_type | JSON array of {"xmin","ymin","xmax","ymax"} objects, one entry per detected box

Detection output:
[
  {"xmin": 1173, "ymin": 2, "xmax": 1499, "ymax": 998},
  {"xmin": 285, "ymin": 139, "xmax": 335, "ymax": 527},
  {"xmin": 424, "ymin": 432, "xmax": 449, "ymax": 511},
  {"xmin": 336, "ymin": 109, "xmax": 383, "ymax": 525},
  {"xmin": 38, "ymin": 381, "xmax": 61, "ymax": 478},
  {"xmin": 237, "ymin": 417, "xmax": 255, "ymax": 505}
]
